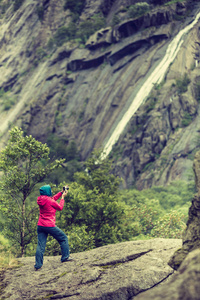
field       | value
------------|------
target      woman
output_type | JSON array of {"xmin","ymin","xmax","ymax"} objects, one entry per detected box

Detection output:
[{"xmin": 34, "ymin": 185, "xmax": 71, "ymax": 270}]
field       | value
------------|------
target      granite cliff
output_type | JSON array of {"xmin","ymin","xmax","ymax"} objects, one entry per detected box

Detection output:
[{"xmin": 0, "ymin": 0, "xmax": 200, "ymax": 188}]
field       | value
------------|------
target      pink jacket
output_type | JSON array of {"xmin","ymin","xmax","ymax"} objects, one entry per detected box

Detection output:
[{"xmin": 37, "ymin": 192, "xmax": 64, "ymax": 227}]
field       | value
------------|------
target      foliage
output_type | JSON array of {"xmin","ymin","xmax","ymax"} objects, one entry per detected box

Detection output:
[
  {"xmin": 141, "ymin": 181, "xmax": 194, "ymax": 210},
  {"xmin": 36, "ymin": 5, "xmax": 45, "ymax": 22},
  {"xmin": 0, "ymin": 127, "xmax": 65, "ymax": 256},
  {"xmin": 120, "ymin": 181, "xmax": 193, "ymax": 239},
  {"xmin": 64, "ymin": 0, "xmax": 86, "ymax": 15},
  {"xmin": 54, "ymin": 26, "xmax": 70, "ymax": 47},
  {"xmin": 77, "ymin": 14, "xmax": 106, "ymax": 43},
  {"xmin": 0, "ymin": 88, "xmax": 17, "ymax": 111},
  {"xmin": 181, "ymin": 112, "xmax": 193, "ymax": 127},
  {"xmin": 175, "ymin": 73, "xmax": 191, "ymax": 94},
  {"xmin": 53, "ymin": 150, "xmax": 132, "ymax": 249},
  {"xmin": 150, "ymin": 210, "xmax": 186, "ymax": 238},
  {"xmin": 54, "ymin": 23, "xmax": 77, "ymax": 47},
  {"xmin": 128, "ymin": 2, "xmax": 150, "ymax": 19},
  {"xmin": 111, "ymin": 14, "xmax": 121, "ymax": 27},
  {"xmin": 66, "ymin": 225, "xmax": 95, "ymax": 253},
  {"xmin": 48, "ymin": 12, "xmax": 105, "ymax": 48}
]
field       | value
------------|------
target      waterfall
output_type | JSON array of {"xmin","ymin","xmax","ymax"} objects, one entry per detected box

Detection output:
[{"xmin": 102, "ymin": 11, "xmax": 200, "ymax": 159}]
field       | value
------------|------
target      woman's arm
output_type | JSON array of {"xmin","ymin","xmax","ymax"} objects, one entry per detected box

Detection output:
[{"xmin": 53, "ymin": 192, "xmax": 63, "ymax": 201}]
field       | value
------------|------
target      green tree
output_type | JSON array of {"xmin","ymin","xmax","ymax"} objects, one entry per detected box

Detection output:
[
  {"xmin": 59, "ymin": 150, "xmax": 131, "ymax": 248},
  {"xmin": 0, "ymin": 127, "xmax": 65, "ymax": 256}
]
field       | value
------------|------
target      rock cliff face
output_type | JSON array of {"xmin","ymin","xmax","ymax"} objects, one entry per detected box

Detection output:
[{"xmin": 0, "ymin": 0, "xmax": 200, "ymax": 188}]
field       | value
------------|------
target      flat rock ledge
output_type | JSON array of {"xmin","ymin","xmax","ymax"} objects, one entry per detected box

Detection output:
[{"xmin": 0, "ymin": 238, "xmax": 181, "ymax": 300}]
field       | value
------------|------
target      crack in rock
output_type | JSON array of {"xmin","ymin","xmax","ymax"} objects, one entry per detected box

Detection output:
[
  {"xmin": 92, "ymin": 249, "xmax": 152, "ymax": 267},
  {"xmin": 47, "ymin": 292, "xmax": 81, "ymax": 299}
]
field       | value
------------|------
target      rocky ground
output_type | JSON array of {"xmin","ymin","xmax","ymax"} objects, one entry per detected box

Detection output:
[{"xmin": 0, "ymin": 238, "xmax": 181, "ymax": 300}]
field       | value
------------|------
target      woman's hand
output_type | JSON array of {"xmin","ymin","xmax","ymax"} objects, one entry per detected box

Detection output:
[{"xmin": 62, "ymin": 185, "xmax": 69, "ymax": 199}]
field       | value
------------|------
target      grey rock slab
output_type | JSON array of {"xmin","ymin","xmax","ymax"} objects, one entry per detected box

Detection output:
[
  {"xmin": 0, "ymin": 238, "xmax": 181, "ymax": 300},
  {"xmin": 133, "ymin": 249, "xmax": 200, "ymax": 300}
]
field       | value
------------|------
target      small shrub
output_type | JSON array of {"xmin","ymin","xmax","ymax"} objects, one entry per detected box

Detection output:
[
  {"xmin": 64, "ymin": 0, "xmax": 86, "ymax": 15},
  {"xmin": 47, "ymin": 38, "xmax": 55, "ymax": 51},
  {"xmin": 77, "ymin": 14, "xmax": 106, "ymax": 42},
  {"xmin": 181, "ymin": 112, "xmax": 193, "ymax": 127},
  {"xmin": 176, "ymin": 73, "xmax": 190, "ymax": 94},
  {"xmin": 0, "ymin": 89, "xmax": 17, "ymax": 111},
  {"xmin": 36, "ymin": 5, "xmax": 45, "ymax": 21},
  {"xmin": 111, "ymin": 14, "xmax": 121, "ymax": 27},
  {"xmin": 36, "ymin": 47, "xmax": 47, "ymax": 60},
  {"xmin": 54, "ymin": 26, "xmax": 69, "ymax": 47},
  {"xmin": 128, "ymin": 2, "xmax": 150, "ymax": 19},
  {"xmin": 55, "ymin": 111, "xmax": 63, "ymax": 127},
  {"xmin": 54, "ymin": 23, "xmax": 77, "ymax": 47},
  {"xmin": 67, "ymin": 225, "xmax": 95, "ymax": 253}
]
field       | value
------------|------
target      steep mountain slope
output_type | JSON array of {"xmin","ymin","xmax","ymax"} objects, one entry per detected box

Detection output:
[{"xmin": 0, "ymin": 0, "xmax": 200, "ymax": 188}]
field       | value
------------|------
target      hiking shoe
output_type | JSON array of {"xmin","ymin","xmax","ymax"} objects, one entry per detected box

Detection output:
[
  {"xmin": 34, "ymin": 266, "xmax": 42, "ymax": 271},
  {"xmin": 62, "ymin": 257, "xmax": 73, "ymax": 263}
]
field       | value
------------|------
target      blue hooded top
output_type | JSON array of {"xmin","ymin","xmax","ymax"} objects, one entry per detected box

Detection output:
[{"xmin": 39, "ymin": 185, "xmax": 52, "ymax": 197}]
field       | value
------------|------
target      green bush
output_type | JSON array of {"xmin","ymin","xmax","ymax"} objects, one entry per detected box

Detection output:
[
  {"xmin": 128, "ymin": 2, "xmax": 150, "ymax": 19},
  {"xmin": 64, "ymin": 0, "xmax": 86, "ymax": 15},
  {"xmin": 176, "ymin": 73, "xmax": 190, "ymax": 94},
  {"xmin": 54, "ymin": 23, "xmax": 77, "ymax": 47},
  {"xmin": 0, "ymin": 89, "xmax": 17, "ymax": 111},
  {"xmin": 182, "ymin": 112, "xmax": 193, "ymax": 127},
  {"xmin": 150, "ymin": 210, "xmax": 186, "ymax": 238},
  {"xmin": 36, "ymin": 5, "xmax": 44, "ymax": 21},
  {"xmin": 54, "ymin": 26, "xmax": 69, "ymax": 47},
  {"xmin": 77, "ymin": 14, "xmax": 106, "ymax": 42},
  {"xmin": 67, "ymin": 225, "xmax": 95, "ymax": 253},
  {"xmin": 111, "ymin": 14, "xmax": 121, "ymax": 27}
]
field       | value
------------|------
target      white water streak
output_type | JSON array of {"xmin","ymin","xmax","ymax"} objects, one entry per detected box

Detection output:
[{"xmin": 102, "ymin": 12, "xmax": 200, "ymax": 159}]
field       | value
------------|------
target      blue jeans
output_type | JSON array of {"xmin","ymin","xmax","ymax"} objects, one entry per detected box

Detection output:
[{"xmin": 34, "ymin": 226, "xmax": 70, "ymax": 269}]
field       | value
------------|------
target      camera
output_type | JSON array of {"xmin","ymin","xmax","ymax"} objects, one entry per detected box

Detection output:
[{"xmin": 63, "ymin": 186, "xmax": 69, "ymax": 191}]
